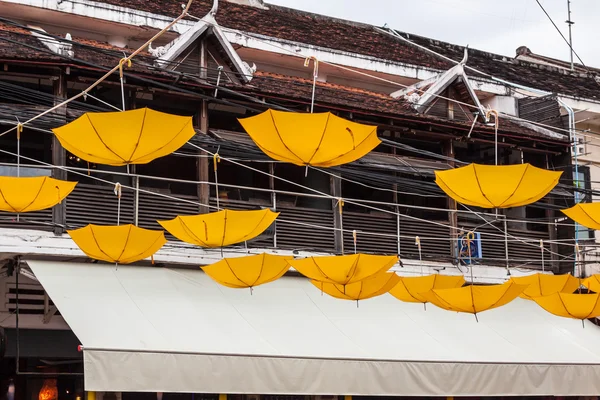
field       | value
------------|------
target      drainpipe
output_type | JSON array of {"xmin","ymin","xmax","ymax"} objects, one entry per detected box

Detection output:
[{"xmin": 558, "ymin": 98, "xmax": 579, "ymax": 276}]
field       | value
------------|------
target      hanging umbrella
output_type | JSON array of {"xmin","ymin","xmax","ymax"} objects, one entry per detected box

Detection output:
[
  {"xmin": 389, "ymin": 275, "xmax": 465, "ymax": 304},
  {"xmin": 562, "ymin": 203, "xmax": 600, "ymax": 230},
  {"xmin": 533, "ymin": 292, "xmax": 600, "ymax": 321},
  {"xmin": 238, "ymin": 109, "xmax": 380, "ymax": 167},
  {"xmin": 52, "ymin": 108, "xmax": 196, "ymax": 166},
  {"xmin": 68, "ymin": 224, "xmax": 167, "ymax": 264},
  {"xmin": 421, "ymin": 281, "xmax": 527, "ymax": 319},
  {"xmin": 583, "ymin": 275, "xmax": 600, "ymax": 292},
  {"xmin": 510, "ymin": 273, "xmax": 580, "ymax": 300},
  {"xmin": 311, "ymin": 272, "xmax": 401, "ymax": 301},
  {"xmin": 202, "ymin": 253, "xmax": 292, "ymax": 289},
  {"xmin": 0, "ymin": 176, "xmax": 76, "ymax": 212},
  {"xmin": 158, "ymin": 209, "xmax": 278, "ymax": 248},
  {"xmin": 434, "ymin": 163, "xmax": 562, "ymax": 208},
  {"xmin": 289, "ymin": 254, "xmax": 398, "ymax": 286}
]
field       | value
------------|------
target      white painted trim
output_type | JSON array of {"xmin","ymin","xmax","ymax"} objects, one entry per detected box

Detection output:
[{"xmin": 0, "ymin": 228, "xmax": 542, "ymax": 284}]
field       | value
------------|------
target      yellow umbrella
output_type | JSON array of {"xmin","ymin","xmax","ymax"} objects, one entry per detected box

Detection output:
[
  {"xmin": 421, "ymin": 281, "xmax": 527, "ymax": 320},
  {"xmin": 311, "ymin": 272, "xmax": 401, "ymax": 302},
  {"xmin": 238, "ymin": 109, "xmax": 380, "ymax": 167},
  {"xmin": 533, "ymin": 293, "xmax": 600, "ymax": 322},
  {"xmin": 289, "ymin": 254, "xmax": 398, "ymax": 286},
  {"xmin": 202, "ymin": 253, "xmax": 292, "ymax": 289},
  {"xmin": 434, "ymin": 163, "xmax": 561, "ymax": 208},
  {"xmin": 562, "ymin": 203, "xmax": 600, "ymax": 230},
  {"xmin": 0, "ymin": 176, "xmax": 76, "ymax": 212},
  {"xmin": 52, "ymin": 108, "xmax": 196, "ymax": 166},
  {"xmin": 583, "ymin": 275, "xmax": 600, "ymax": 292},
  {"xmin": 510, "ymin": 273, "xmax": 580, "ymax": 300},
  {"xmin": 389, "ymin": 274, "xmax": 465, "ymax": 304},
  {"xmin": 68, "ymin": 224, "xmax": 166, "ymax": 264},
  {"xmin": 158, "ymin": 209, "xmax": 278, "ymax": 248}
]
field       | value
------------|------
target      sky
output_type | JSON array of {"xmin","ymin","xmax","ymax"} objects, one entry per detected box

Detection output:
[{"xmin": 266, "ymin": 0, "xmax": 600, "ymax": 67}]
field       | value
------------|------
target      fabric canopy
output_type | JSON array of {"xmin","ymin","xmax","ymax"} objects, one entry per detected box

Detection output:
[
  {"xmin": 434, "ymin": 163, "xmax": 562, "ymax": 208},
  {"xmin": 158, "ymin": 209, "xmax": 278, "ymax": 248},
  {"xmin": 238, "ymin": 109, "xmax": 380, "ymax": 167},
  {"xmin": 583, "ymin": 275, "xmax": 600, "ymax": 292},
  {"xmin": 511, "ymin": 273, "xmax": 580, "ymax": 300},
  {"xmin": 202, "ymin": 253, "xmax": 292, "ymax": 289},
  {"xmin": 0, "ymin": 176, "xmax": 76, "ymax": 212},
  {"xmin": 421, "ymin": 281, "xmax": 526, "ymax": 315},
  {"xmin": 28, "ymin": 260, "xmax": 600, "ymax": 396},
  {"xmin": 288, "ymin": 254, "xmax": 397, "ymax": 286},
  {"xmin": 562, "ymin": 203, "xmax": 600, "ymax": 229},
  {"xmin": 68, "ymin": 224, "xmax": 167, "ymax": 264},
  {"xmin": 52, "ymin": 108, "xmax": 196, "ymax": 166},
  {"xmin": 533, "ymin": 292, "xmax": 600, "ymax": 320},
  {"xmin": 389, "ymin": 274, "xmax": 465, "ymax": 304},
  {"xmin": 311, "ymin": 272, "xmax": 400, "ymax": 301}
]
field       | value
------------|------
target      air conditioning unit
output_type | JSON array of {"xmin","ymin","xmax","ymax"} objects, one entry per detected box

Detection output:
[{"xmin": 456, "ymin": 232, "xmax": 482, "ymax": 265}]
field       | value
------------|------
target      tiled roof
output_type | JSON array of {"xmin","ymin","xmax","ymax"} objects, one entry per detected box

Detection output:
[
  {"xmin": 0, "ymin": 23, "xmax": 568, "ymax": 144},
  {"xmin": 243, "ymin": 72, "xmax": 568, "ymax": 142},
  {"xmin": 98, "ymin": 0, "xmax": 600, "ymax": 101}
]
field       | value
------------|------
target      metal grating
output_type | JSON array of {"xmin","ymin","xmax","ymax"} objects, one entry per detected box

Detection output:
[
  {"xmin": 5, "ymin": 281, "xmax": 57, "ymax": 316},
  {"xmin": 66, "ymin": 183, "xmax": 134, "ymax": 228},
  {"xmin": 0, "ymin": 209, "xmax": 52, "ymax": 231},
  {"xmin": 276, "ymin": 205, "xmax": 335, "ymax": 252}
]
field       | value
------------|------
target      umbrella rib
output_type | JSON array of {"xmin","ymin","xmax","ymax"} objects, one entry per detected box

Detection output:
[
  {"xmin": 221, "ymin": 209, "xmax": 228, "ymax": 248},
  {"xmin": 115, "ymin": 225, "xmax": 133, "ymax": 263},
  {"xmin": 312, "ymin": 258, "xmax": 334, "ymax": 283},
  {"xmin": 578, "ymin": 206, "xmax": 600, "ymax": 229},
  {"xmin": 89, "ymin": 226, "xmax": 117, "ymax": 263},
  {"xmin": 268, "ymin": 110, "xmax": 305, "ymax": 165},
  {"xmin": 122, "ymin": 232, "xmax": 164, "ymax": 264},
  {"xmin": 224, "ymin": 258, "xmax": 250, "ymax": 287},
  {"xmin": 306, "ymin": 113, "xmax": 330, "ymax": 165},
  {"xmin": 179, "ymin": 218, "xmax": 210, "ymax": 247},
  {"xmin": 20, "ymin": 176, "xmax": 48, "ymax": 213},
  {"xmin": 0, "ymin": 184, "xmax": 17, "ymax": 212},
  {"xmin": 127, "ymin": 108, "xmax": 147, "ymax": 163},
  {"xmin": 556, "ymin": 293, "xmax": 575, "ymax": 319},
  {"xmin": 86, "ymin": 114, "xmax": 127, "ymax": 164},
  {"xmin": 498, "ymin": 164, "xmax": 529, "ymax": 208},
  {"xmin": 398, "ymin": 278, "xmax": 420, "ymax": 302},
  {"xmin": 251, "ymin": 253, "xmax": 266, "ymax": 287},
  {"xmin": 239, "ymin": 211, "xmax": 270, "ymax": 242},
  {"xmin": 472, "ymin": 166, "xmax": 493, "ymax": 208},
  {"xmin": 585, "ymin": 292, "xmax": 600, "ymax": 320},
  {"xmin": 468, "ymin": 285, "xmax": 477, "ymax": 314},
  {"xmin": 345, "ymin": 254, "xmax": 360, "ymax": 285},
  {"xmin": 436, "ymin": 175, "xmax": 474, "ymax": 207},
  {"xmin": 323, "ymin": 128, "xmax": 376, "ymax": 165},
  {"xmin": 486, "ymin": 283, "xmax": 512, "ymax": 312},
  {"xmin": 133, "ymin": 118, "xmax": 192, "ymax": 163}
]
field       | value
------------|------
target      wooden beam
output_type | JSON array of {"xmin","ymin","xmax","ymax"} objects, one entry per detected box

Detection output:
[
  {"xmin": 443, "ymin": 140, "xmax": 458, "ymax": 259},
  {"xmin": 198, "ymin": 41, "xmax": 210, "ymax": 213},
  {"xmin": 52, "ymin": 70, "xmax": 67, "ymax": 235},
  {"xmin": 330, "ymin": 174, "xmax": 343, "ymax": 254}
]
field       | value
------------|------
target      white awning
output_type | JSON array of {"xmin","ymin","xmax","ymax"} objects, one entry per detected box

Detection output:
[{"xmin": 28, "ymin": 260, "xmax": 600, "ymax": 396}]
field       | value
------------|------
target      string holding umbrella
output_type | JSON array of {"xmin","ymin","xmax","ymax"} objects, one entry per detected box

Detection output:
[
  {"xmin": 15, "ymin": 119, "xmax": 22, "ymax": 222},
  {"xmin": 352, "ymin": 229, "xmax": 357, "ymax": 254},
  {"xmin": 415, "ymin": 236, "xmax": 422, "ymax": 276},
  {"xmin": 213, "ymin": 151, "xmax": 221, "ymax": 210}
]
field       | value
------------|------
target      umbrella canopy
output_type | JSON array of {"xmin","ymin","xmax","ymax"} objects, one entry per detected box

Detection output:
[
  {"xmin": 0, "ymin": 176, "xmax": 76, "ymax": 213},
  {"xmin": 311, "ymin": 272, "xmax": 401, "ymax": 301},
  {"xmin": 158, "ymin": 209, "xmax": 279, "ymax": 248},
  {"xmin": 68, "ymin": 224, "xmax": 167, "ymax": 264},
  {"xmin": 533, "ymin": 292, "xmax": 600, "ymax": 320},
  {"xmin": 202, "ymin": 253, "xmax": 292, "ymax": 289},
  {"xmin": 421, "ymin": 281, "xmax": 527, "ymax": 315},
  {"xmin": 389, "ymin": 275, "xmax": 466, "ymax": 303},
  {"xmin": 510, "ymin": 273, "xmax": 580, "ymax": 300},
  {"xmin": 434, "ymin": 163, "xmax": 561, "ymax": 208},
  {"xmin": 562, "ymin": 203, "xmax": 600, "ymax": 230},
  {"xmin": 289, "ymin": 254, "xmax": 398, "ymax": 286},
  {"xmin": 52, "ymin": 108, "xmax": 196, "ymax": 166},
  {"xmin": 583, "ymin": 275, "xmax": 600, "ymax": 293},
  {"xmin": 238, "ymin": 109, "xmax": 380, "ymax": 167}
]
